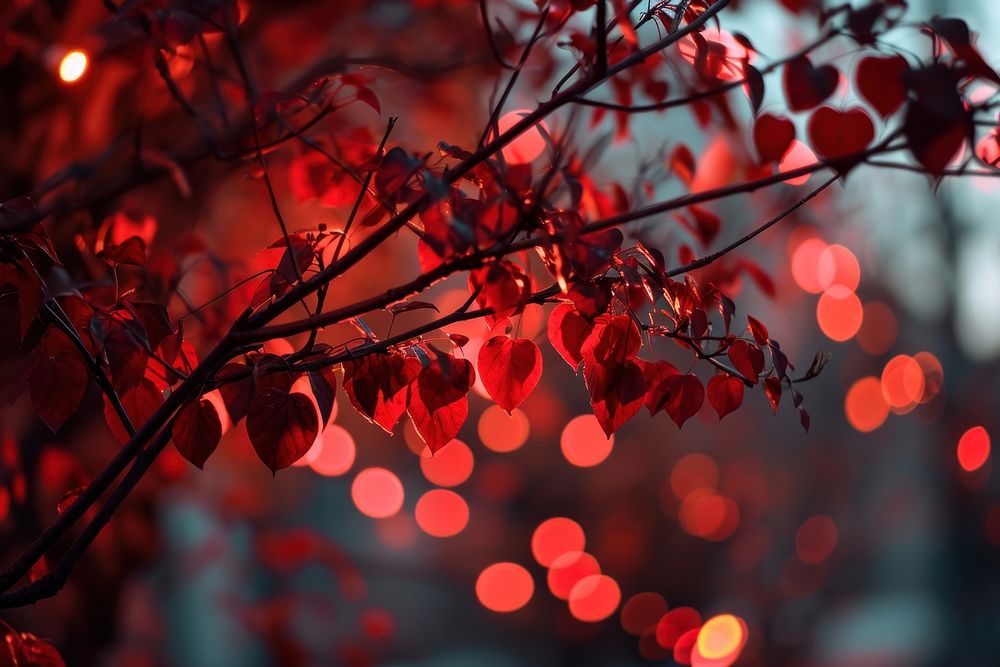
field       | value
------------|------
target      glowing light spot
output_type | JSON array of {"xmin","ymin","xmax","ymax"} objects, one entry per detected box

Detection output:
[
  {"xmin": 531, "ymin": 517, "xmax": 585, "ymax": 567},
  {"xmin": 779, "ymin": 140, "xmax": 817, "ymax": 187},
  {"xmin": 816, "ymin": 286, "xmax": 863, "ymax": 342},
  {"xmin": 351, "ymin": 468, "xmax": 404, "ymax": 519},
  {"xmin": 59, "ymin": 50, "xmax": 88, "ymax": 83},
  {"xmin": 476, "ymin": 562, "xmax": 534, "ymax": 612},
  {"xmin": 478, "ymin": 405, "xmax": 530, "ymax": 453},
  {"xmin": 880, "ymin": 355, "xmax": 925, "ymax": 412},
  {"xmin": 547, "ymin": 550, "xmax": 601, "ymax": 600},
  {"xmin": 360, "ymin": 608, "xmax": 394, "ymax": 641},
  {"xmin": 817, "ymin": 244, "xmax": 861, "ymax": 291},
  {"xmin": 957, "ymin": 426, "xmax": 990, "ymax": 473},
  {"xmin": 656, "ymin": 607, "xmax": 702, "ymax": 649},
  {"xmin": 790, "ymin": 238, "xmax": 829, "ymax": 294},
  {"xmin": 857, "ymin": 301, "xmax": 897, "ymax": 355},
  {"xmin": 914, "ymin": 351, "xmax": 944, "ymax": 404},
  {"xmin": 844, "ymin": 376, "xmax": 889, "ymax": 433},
  {"xmin": 560, "ymin": 415, "xmax": 614, "ymax": 467},
  {"xmin": 569, "ymin": 574, "xmax": 621, "ymax": 622},
  {"xmin": 419, "ymin": 439, "xmax": 474, "ymax": 487},
  {"xmin": 415, "ymin": 489, "xmax": 469, "ymax": 537},
  {"xmin": 496, "ymin": 110, "xmax": 548, "ymax": 165},
  {"xmin": 621, "ymin": 592, "xmax": 668, "ymax": 636},
  {"xmin": 679, "ymin": 491, "xmax": 740, "ymax": 541},
  {"xmin": 308, "ymin": 425, "xmax": 356, "ymax": 477},
  {"xmin": 795, "ymin": 515, "xmax": 838, "ymax": 564},
  {"xmin": 670, "ymin": 453, "xmax": 718, "ymax": 500},
  {"xmin": 695, "ymin": 614, "xmax": 747, "ymax": 665}
]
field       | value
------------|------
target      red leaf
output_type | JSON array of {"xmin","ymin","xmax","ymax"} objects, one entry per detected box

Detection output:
[
  {"xmin": 669, "ymin": 144, "xmax": 696, "ymax": 185},
  {"xmin": 103, "ymin": 379, "xmax": 164, "ymax": 444},
  {"xmin": 753, "ymin": 113, "xmax": 796, "ymax": 163},
  {"xmin": 657, "ymin": 373, "xmax": 705, "ymax": 428},
  {"xmin": 548, "ymin": 303, "xmax": 593, "ymax": 371},
  {"xmin": 783, "ymin": 56, "xmax": 838, "ymax": 112},
  {"xmin": 856, "ymin": 54, "xmax": 909, "ymax": 118},
  {"xmin": 247, "ymin": 372, "xmax": 319, "ymax": 474},
  {"xmin": 29, "ymin": 328, "xmax": 89, "ymax": 432},
  {"xmin": 218, "ymin": 362, "xmax": 255, "ymax": 423},
  {"xmin": 764, "ymin": 376, "xmax": 782, "ymax": 414},
  {"xmin": 407, "ymin": 354, "xmax": 474, "ymax": 453},
  {"xmin": 707, "ymin": 374, "xmax": 745, "ymax": 420},
  {"xmin": 307, "ymin": 368, "xmax": 338, "ymax": 426},
  {"xmin": 469, "ymin": 261, "xmax": 531, "ymax": 326},
  {"xmin": 0, "ymin": 627, "xmax": 66, "ymax": 667},
  {"xmin": 728, "ymin": 340, "xmax": 765, "ymax": 385},
  {"xmin": 807, "ymin": 106, "xmax": 874, "ymax": 161},
  {"xmin": 478, "ymin": 336, "xmax": 542, "ymax": 413},
  {"xmin": 581, "ymin": 314, "xmax": 641, "ymax": 366},
  {"xmin": 584, "ymin": 360, "xmax": 646, "ymax": 437},
  {"xmin": 343, "ymin": 353, "xmax": 420, "ymax": 433},
  {"xmin": 747, "ymin": 315, "xmax": 769, "ymax": 345},
  {"xmin": 638, "ymin": 359, "xmax": 681, "ymax": 415},
  {"xmin": 97, "ymin": 235, "xmax": 146, "ymax": 266},
  {"xmin": 173, "ymin": 397, "xmax": 222, "ymax": 469}
]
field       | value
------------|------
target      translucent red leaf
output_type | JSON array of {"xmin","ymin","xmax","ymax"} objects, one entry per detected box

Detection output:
[
  {"xmin": 656, "ymin": 373, "xmax": 705, "ymax": 429},
  {"xmin": 727, "ymin": 340, "xmax": 764, "ymax": 385},
  {"xmin": 478, "ymin": 336, "xmax": 542, "ymax": 413},
  {"xmin": 764, "ymin": 376, "xmax": 782, "ymax": 414},
  {"xmin": 343, "ymin": 353, "xmax": 420, "ymax": 433},
  {"xmin": 407, "ymin": 354, "xmax": 474, "ymax": 453},
  {"xmin": 638, "ymin": 359, "xmax": 681, "ymax": 416},
  {"xmin": 548, "ymin": 303, "xmax": 593, "ymax": 371},
  {"xmin": 173, "ymin": 397, "xmax": 223, "ymax": 469},
  {"xmin": 469, "ymin": 261, "xmax": 531, "ymax": 326},
  {"xmin": 584, "ymin": 360, "xmax": 646, "ymax": 437},
  {"xmin": 581, "ymin": 314, "xmax": 641, "ymax": 366}
]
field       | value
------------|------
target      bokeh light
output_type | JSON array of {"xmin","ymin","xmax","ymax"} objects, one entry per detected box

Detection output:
[
  {"xmin": 307, "ymin": 425, "xmax": 356, "ymax": 476},
  {"xmin": 351, "ymin": 468, "xmax": 404, "ymax": 519},
  {"xmin": 790, "ymin": 237, "xmax": 828, "ymax": 294},
  {"xmin": 817, "ymin": 244, "xmax": 861, "ymax": 291},
  {"xmin": 779, "ymin": 140, "xmax": 817, "ymax": 187},
  {"xmin": 420, "ymin": 439, "xmax": 474, "ymax": 487},
  {"xmin": 547, "ymin": 550, "xmax": 601, "ymax": 600},
  {"xmin": 670, "ymin": 453, "xmax": 719, "ymax": 500},
  {"xmin": 656, "ymin": 607, "xmax": 702, "ymax": 649},
  {"xmin": 694, "ymin": 614, "xmax": 747, "ymax": 666},
  {"xmin": 568, "ymin": 574, "xmax": 621, "ymax": 622},
  {"xmin": 816, "ymin": 286, "xmax": 863, "ymax": 342},
  {"xmin": 845, "ymin": 376, "xmax": 889, "ymax": 432},
  {"xmin": 58, "ymin": 49, "xmax": 88, "ymax": 83},
  {"xmin": 478, "ymin": 405, "xmax": 530, "ymax": 453},
  {"xmin": 561, "ymin": 415, "xmax": 614, "ymax": 467},
  {"xmin": 914, "ymin": 351, "xmax": 944, "ymax": 404},
  {"xmin": 496, "ymin": 110, "xmax": 548, "ymax": 164},
  {"xmin": 795, "ymin": 515, "xmax": 838, "ymax": 563},
  {"xmin": 880, "ymin": 355, "xmax": 925, "ymax": 412},
  {"xmin": 857, "ymin": 301, "xmax": 898, "ymax": 355},
  {"xmin": 957, "ymin": 426, "xmax": 990, "ymax": 473},
  {"xmin": 531, "ymin": 517, "xmax": 585, "ymax": 567},
  {"xmin": 476, "ymin": 562, "xmax": 534, "ymax": 612},
  {"xmin": 621, "ymin": 592, "xmax": 668, "ymax": 635},
  {"xmin": 415, "ymin": 489, "xmax": 469, "ymax": 537}
]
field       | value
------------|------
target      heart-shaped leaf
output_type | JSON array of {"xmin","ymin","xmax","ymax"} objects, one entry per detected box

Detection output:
[
  {"xmin": 173, "ymin": 397, "xmax": 223, "ymax": 469},
  {"xmin": 478, "ymin": 336, "xmax": 542, "ymax": 413}
]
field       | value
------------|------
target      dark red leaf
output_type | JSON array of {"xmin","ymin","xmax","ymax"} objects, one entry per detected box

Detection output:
[
  {"xmin": 856, "ymin": 54, "xmax": 909, "ymax": 118},
  {"xmin": 29, "ymin": 328, "xmax": 89, "ymax": 432},
  {"xmin": 783, "ymin": 56, "xmax": 838, "ymax": 112},
  {"xmin": 218, "ymin": 362, "xmax": 255, "ymax": 423},
  {"xmin": 247, "ymin": 372, "xmax": 319, "ymax": 474},
  {"xmin": 407, "ymin": 354, "xmax": 475, "ymax": 453},
  {"xmin": 0, "ymin": 627, "xmax": 66, "ymax": 667},
  {"xmin": 308, "ymin": 367, "xmax": 337, "ymax": 426},
  {"xmin": 173, "ymin": 397, "xmax": 223, "ymax": 469},
  {"xmin": 655, "ymin": 373, "xmax": 705, "ymax": 428},
  {"xmin": 548, "ymin": 303, "xmax": 594, "ymax": 371},
  {"xmin": 753, "ymin": 113, "xmax": 796, "ymax": 163},
  {"xmin": 707, "ymin": 374, "xmax": 745, "ymax": 420},
  {"xmin": 638, "ymin": 359, "xmax": 681, "ymax": 416},
  {"xmin": 469, "ymin": 261, "xmax": 531, "ymax": 326},
  {"xmin": 478, "ymin": 336, "xmax": 542, "ymax": 413},
  {"xmin": 103, "ymin": 378, "xmax": 164, "ymax": 444},
  {"xmin": 807, "ymin": 106, "xmax": 875, "ymax": 161},
  {"xmin": 97, "ymin": 235, "xmax": 147, "ymax": 267}
]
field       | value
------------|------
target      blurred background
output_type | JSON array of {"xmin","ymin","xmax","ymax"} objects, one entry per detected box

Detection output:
[{"xmin": 1, "ymin": 0, "xmax": 999, "ymax": 665}]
